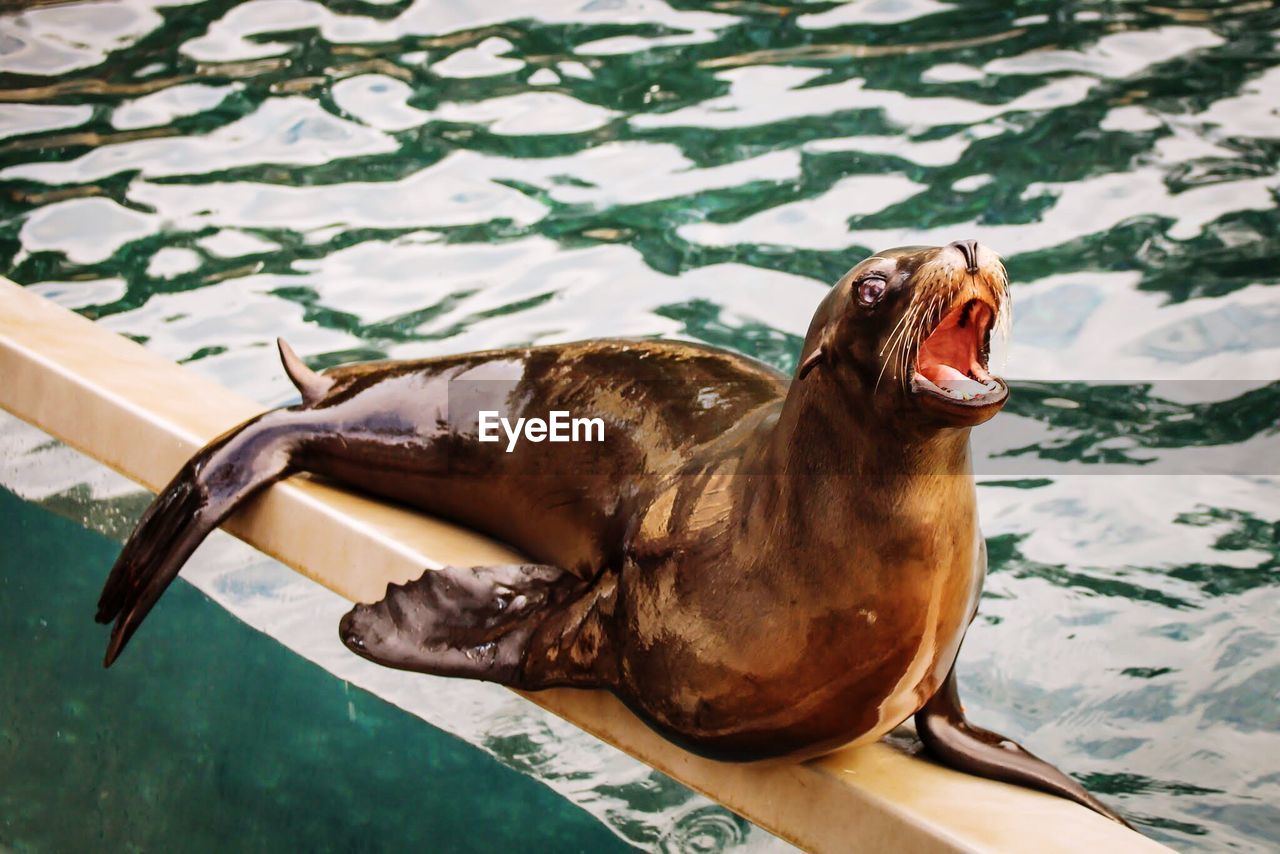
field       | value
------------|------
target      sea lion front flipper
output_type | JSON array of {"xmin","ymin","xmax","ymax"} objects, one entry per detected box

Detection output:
[
  {"xmin": 915, "ymin": 667, "xmax": 1133, "ymax": 828},
  {"xmin": 339, "ymin": 563, "xmax": 604, "ymax": 688}
]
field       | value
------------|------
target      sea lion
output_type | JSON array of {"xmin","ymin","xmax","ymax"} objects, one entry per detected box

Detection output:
[{"xmin": 96, "ymin": 240, "xmax": 1129, "ymax": 825}]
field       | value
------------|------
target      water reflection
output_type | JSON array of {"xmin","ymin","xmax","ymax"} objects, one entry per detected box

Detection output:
[{"xmin": 2, "ymin": 0, "xmax": 1278, "ymax": 849}]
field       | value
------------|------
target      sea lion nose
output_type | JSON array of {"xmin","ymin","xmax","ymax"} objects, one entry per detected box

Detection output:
[{"xmin": 950, "ymin": 239, "xmax": 980, "ymax": 274}]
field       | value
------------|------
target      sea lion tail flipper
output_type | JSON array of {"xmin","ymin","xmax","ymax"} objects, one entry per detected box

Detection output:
[
  {"xmin": 96, "ymin": 410, "xmax": 301, "ymax": 666},
  {"xmin": 339, "ymin": 563, "xmax": 605, "ymax": 688},
  {"xmin": 277, "ymin": 338, "xmax": 333, "ymax": 406},
  {"xmin": 915, "ymin": 667, "xmax": 1134, "ymax": 829}
]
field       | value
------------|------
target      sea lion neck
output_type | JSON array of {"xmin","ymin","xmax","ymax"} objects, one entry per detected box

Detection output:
[{"xmin": 764, "ymin": 366, "xmax": 973, "ymax": 480}]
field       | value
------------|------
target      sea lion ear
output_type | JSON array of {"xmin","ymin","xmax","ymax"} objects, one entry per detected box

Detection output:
[
  {"xmin": 798, "ymin": 346, "xmax": 824, "ymax": 380},
  {"xmin": 798, "ymin": 324, "xmax": 838, "ymax": 380}
]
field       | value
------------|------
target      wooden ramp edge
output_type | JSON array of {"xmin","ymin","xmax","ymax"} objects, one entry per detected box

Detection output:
[{"xmin": 0, "ymin": 278, "xmax": 1168, "ymax": 853}]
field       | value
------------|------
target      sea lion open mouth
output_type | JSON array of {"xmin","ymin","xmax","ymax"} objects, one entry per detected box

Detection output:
[{"xmin": 912, "ymin": 298, "xmax": 1006, "ymax": 409}]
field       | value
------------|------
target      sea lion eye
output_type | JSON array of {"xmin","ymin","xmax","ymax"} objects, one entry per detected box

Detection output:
[{"xmin": 857, "ymin": 277, "xmax": 886, "ymax": 306}]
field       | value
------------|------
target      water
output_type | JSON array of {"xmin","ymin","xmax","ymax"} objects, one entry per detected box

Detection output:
[
  {"xmin": 0, "ymin": 485, "xmax": 629, "ymax": 853},
  {"xmin": 1, "ymin": 0, "xmax": 1278, "ymax": 850}
]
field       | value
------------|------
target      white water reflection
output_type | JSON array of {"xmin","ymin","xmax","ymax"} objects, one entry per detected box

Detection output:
[
  {"xmin": 196, "ymin": 229, "xmax": 282, "ymax": 258},
  {"xmin": 181, "ymin": 0, "xmax": 737, "ymax": 63},
  {"xmin": 26, "ymin": 278, "xmax": 129, "ymax": 310},
  {"xmin": 3, "ymin": 98, "xmax": 396, "ymax": 183},
  {"xmin": 0, "ymin": 0, "xmax": 173, "ymax": 75},
  {"xmin": 431, "ymin": 36, "xmax": 525, "ymax": 78},
  {"xmin": 983, "ymin": 27, "xmax": 1224, "ymax": 79},
  {"xmin": 431, "ymin": 91, "xmax": 619, "ymax": 135},
  {"xmin": 146, "ymin": 246, "xmax": 201, "ymax": 278},
  {"xmin": 1009, "ymin": 274, "xmax": 1279, "ymax": 381},
  {"xmin": 126, "ymin": 151, "xmax": 549, "ymax": 231},
  {"xmin": 19, "ymin": 198, "xmax": 158, "ymax": 265},
  {"xmin": 0, "ymin": 103, "xmax": 92, "ymax": 140},
  {"xmin": 331, "ymin": 75, "xmax": 431, "ymax": 131},
  {"xmin": 112, "ymin": 82, "xmax": 242, "ymax": 131},
  {"xmin": 114, "ymin": 143, "xmax": 805, "ymax": 238},
  {"xmin": 631, "ymin": 66, "xmax": 1098, "ymax": 131},
  {"xmin": 683, "ymin": 167, "xmax": 1277, "ymax": 266},
  {"xmin": 798, "ymin": 0, "xmax": 953, "ymax": 29},
  {"xmin": 680, "ymin": 173, "xmax": 926, "ymax": 250},
  {"xmin": 1195, "ymin": 64, "xmax": 1280, "ymax": 138}
]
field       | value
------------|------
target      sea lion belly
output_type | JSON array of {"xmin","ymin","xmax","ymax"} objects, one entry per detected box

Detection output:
[{"xmin": 615, "ymin": 473, "xmax": 986, "ymax": 762}]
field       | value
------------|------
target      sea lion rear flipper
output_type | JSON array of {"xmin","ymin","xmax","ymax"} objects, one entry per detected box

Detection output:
[
  {"xmin": 96, "ymin": 410, "xmax": 302, "ymax": 666},
  {"xmin": 915, "ymin": 667, "xmax": 1133, "ymax": 828},
  {"xmin": 339, "ymin": 563, "xmax": 602, "ymax": 687}
]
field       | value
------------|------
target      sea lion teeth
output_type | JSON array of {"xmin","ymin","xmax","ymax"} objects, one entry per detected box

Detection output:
[
  {"xmin": 914, "ymin": 370, "xmax": 992, "ymax": 402},
  {"xmin": 92, "ymin": 241, "xmax": 1131, "ymax": 828}
]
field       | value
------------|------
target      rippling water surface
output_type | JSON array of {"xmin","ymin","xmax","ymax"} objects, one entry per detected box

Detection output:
[{"xmin": 2, "ymin": 0, "xmax": 1278, "ymax": 850}]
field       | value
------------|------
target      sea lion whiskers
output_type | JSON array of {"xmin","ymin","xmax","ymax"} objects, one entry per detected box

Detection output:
[
  {"xmin": 915, "ymin": 292, "xmax": 944, "ymax": 387},
  {"xmin": 883, "ymin": 273, "xmax": 949, "ymax": 395},
  {"xmin": 876, "ymin": 302, "xmax": 916, "ymax": 361},
  {"xmin": 887, "ymin": 295, "xmax": 930, "ymax": 393},
  {"xmin": 876, "ymin": 266, "xmax": 950, "ymax": 394},
  {"xmin": 876, "ymin": 270, "xmax": 922, "ymax": 361},
  {"xmin": 889, "ymin": 293, "xmax": 927, "ymax": 393},
  {"xmin": 903, "ymin": 290, "xmax": 945, "ymax": 393},
  {"xmin": 874, "ymin": 296, "xmax": 924, "ymax": 394}
]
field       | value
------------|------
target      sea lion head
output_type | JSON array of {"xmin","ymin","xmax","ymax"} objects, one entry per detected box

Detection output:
[{"xmin": 798, "ymin": 240, "xmax": 1010, "ymax": 427}]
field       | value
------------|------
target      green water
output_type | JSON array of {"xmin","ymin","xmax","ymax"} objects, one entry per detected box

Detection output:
[
  {"xmin": 2, "ymin": 0, "xmax": 1279, "ymax": 850},
  {"xmin": 0, "ymin": 485, "xmax": 629, "ymax": 852}
]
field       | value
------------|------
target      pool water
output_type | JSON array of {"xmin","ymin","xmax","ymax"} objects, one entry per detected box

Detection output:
[
  {"xmin": 1, "ymin": 0, "xmax": 1278, "ymax": 850},
  {"xmin": 0, "ymin": 485, "xmax": 628, "ymax": 852}
]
